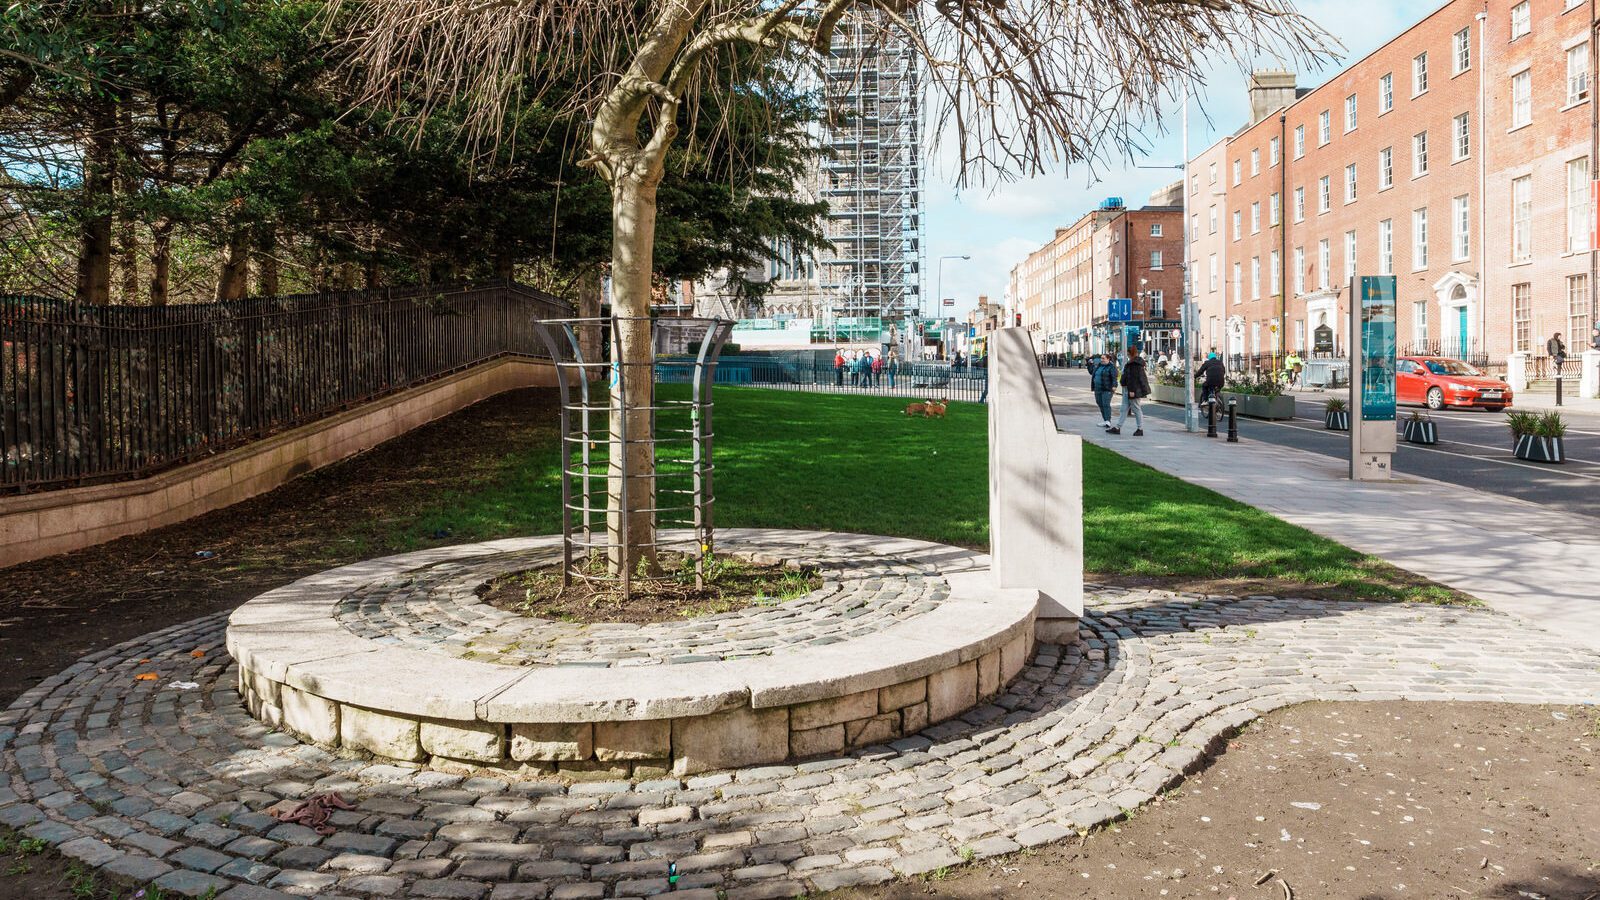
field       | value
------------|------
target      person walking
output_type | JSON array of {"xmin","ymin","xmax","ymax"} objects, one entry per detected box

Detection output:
[
  {"xmin": 1197, "ymin": 352, "xmax": 1226, "ymax": 408},
  {"xmin": 1091, "ymin": 352, "xmax": 1117, "ymax": 428},
  {"xmin": 886, "ymin": 349, "xmax": 900, "ymax": 388},
  {"xmin": 1284, "ymin": 349, "xmax": 1303, "ymax": 388},
  {"xmin": 834, "ymin": 348, "xmax": 845, "ymax": 386},
  {"xmin": 1548, "ymin": 332, "xmax": 1568, "ymax": 376},
  {"xmin": 1107, "ymin": 346, "xmax": 1149, "ymax": 435},
  {"xmin": 871, "ymin": 351, "xmax": 885, "ymax": 387},
  {"xmin": 1591, "ymin": 325, "xmax": 1600, "ymax": 351}
]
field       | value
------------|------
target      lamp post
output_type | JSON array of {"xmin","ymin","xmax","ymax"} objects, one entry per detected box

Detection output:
[{"xmin": 935, "ymin": 254, "xmax": 970, "ymax": 360}]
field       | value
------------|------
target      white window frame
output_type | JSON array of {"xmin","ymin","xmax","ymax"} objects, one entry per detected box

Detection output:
[
  {"xmin": 1293, "ymin": 246, "xmax": 1305, "ymax": 295},
  {"xmin": 1379, "ymin": 73, "xmax": 1393, "ymax": 113},
  {"xmin": 1454, "ymin": 26, "xmax": 1471, "ymax": 75},
  {"xmin": 1344, "ymin": 230, "xmax": 1357, "ymax": 283},
  {"xmin": 1567, "ymin": 156, "xmax": 1591, "ymax": 254},
  {"xmin": 1250, "ymin": 201, "xmax": 1261, "ymax": 234},
  {"xmin": 1344, "ymin": 163, "xmax": 1358, "ymax": 203},
  {"xmin": 1232, "ymin": 210, "xmax": 1242, "ymax": 240},
  {"xmin": 1379, "ymin": 147, "xmax": 1393, "ymax": 190},
  {"xmin": 1251, "ymin": 148, "xmax": 1260, "ymax": 176},
  {"xmin": 1345, "ymin": 94, "xmax": 1358, "ymax": 131},
  {"xmin": 1413, "ymin": 131, "xmax": 1429, "ymax": 176},
  {"xmin": 1150, "ymin": 250, "xmax": 1164, "ymax": 270},
  {"xmin": 1318, "ymin": 239, "xmax": 1330, "ymax": 290},
  {"xmin": 1232, "ymin": 261, "xmax": 1242, "ymax": 304},
  {"xmin": 1512, "ymin": 174, "xmax": 1533, "ymax": 262},
  {"xmin": 1151, "ymin": 222, "xmax": 1163, "ymax": 237},
  {"xmin": 1293, "ymin": 186, "xmax": 1305, "ymax": 222},
  {"xmin": 1233, "ymin": 159, "xmax": 1242, "ymax": 185},
  {"xmin": 1209, "ymin": 205, "xmax": 1218, "ymax": 234},
  {"xmin": 1413, "ymin": 207, "xmax": 1429, "ymax": 269},
  {"xmin": 1269, "ymin": 249, "xmax": 1280, "ymax": 296},
  {"xmin": 1269, "ymin": 136, "xmax": 1280, "ymax": 166},
  {"xmin": 1570, "ymin": 274, "xmax": 1592, "ymax": 340},
  {"xmin": 1568, "ymin": 43, "xmax": 1590, "ymax": 105},
  {"xmin": 1269, "ymin": 192, "xmax": 1280, "ymax": 226},
  {"xmin": 1293, "ymin": 124, "xmax": 1305, "ymax": 158},
  {"xmin": 1318, "ymin": 175, "xmax": 1331, "ymax": 214},
  {"xmin": 1413, "ymin": 51, "xmax": 1429, "ymax": 95},
  {"xmin": 1209, "ymin": 253, "xmax": 1218, "ymax": 291},
  {"xmin": 1251, "ymin": 257, "xmax": 1261, "ymax": 300},
  {"xmin": 1510, "ymin": 1, "xmax": 1530, "ymax": 40},
  {"xmin": 1319, "ymin": 109, "xmax": 1331, "ymax": 145},
  {"xmin": 1511, "ymin": 69, "xmax": 1532, "ymax": 128},
  {"xmin": 1378, "ymin": 219, "xmax": 1394, "ymax": 275},
  {"xmin": 1453, "ymin": 194, "xmax": 1470, "ymax": 261},
  {"xmin": 1453, "ymin": 113, "xmax": 1470, "ymax": 160}
]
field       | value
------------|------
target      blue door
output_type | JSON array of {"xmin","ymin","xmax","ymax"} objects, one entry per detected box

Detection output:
[{"xmin": 1456, "ymin": 307, "xmax": 1468, "ymax": 357}]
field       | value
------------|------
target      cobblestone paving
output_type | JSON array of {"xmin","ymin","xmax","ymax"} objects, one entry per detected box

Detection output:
[
  {"xmin": 4, "ymin": 587, "xmax": 1599, "ymax": 900},
  {"xmin": 335, "ymin": 544, "xmax": 946, "ymax": 667}
]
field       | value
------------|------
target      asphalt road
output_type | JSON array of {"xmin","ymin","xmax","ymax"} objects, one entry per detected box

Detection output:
[{"xmin": 1044, "ymin": 371, "xmax": 1600, "ymax": 521}]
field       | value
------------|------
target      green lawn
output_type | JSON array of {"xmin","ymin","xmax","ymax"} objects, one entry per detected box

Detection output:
[{"xmin": 392, "ymin": 385, "xmax": 1461, "ymax": 604}]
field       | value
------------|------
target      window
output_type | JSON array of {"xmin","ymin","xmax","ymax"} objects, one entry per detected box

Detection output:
[
  {"xmin": 1191, "ymin": 213, "xmax": 1199, "ymax": 236},
  {"xmin": 1379, "ymin": 147, "xmax": 1394, "ymax": 189},
  {"xmin": 1150, "ymin": 250, "xmax": 1164, "ymax": 269},
  {"xmin": 1567, "ymin": 157, "xmax": 1590, "ymax": 253},
  {"xmin": 1344, "ymin": 230, "xmax": 1357, "ymax": 283},
  {"xmin": 1380, "ymin": 73, "xmax": 1393, "ymax": 113},
  {"xmin": 1232, "ymin": 210, "xmax": 1242, "ymax": 240},
  {"xmin": 1151, "ymin": 222, "xmax": 1163, "ymax": 237},
  {"xmin": 1453, "ymin": 194, "xmax": 1471, "ymax": 261},
  {"xmin": 1510, "ymin": 1, "xmax": 1530, "ymax": 40},
  {"xmin": 1512, "ymin": 175, "xmax": 1532, "ymax": 262},
  {"xmin": 1413, "ymin": 207, "xmax": 1429, "ymax": 268},
  {"xmin": 1269, "ymin": 136, "xmax": 1280, "ymax": 166},
  {"xmin": 1294, "ymin": 124, "xmax": 1305, "ymax": 158},
  {"xmin": 1233, "ymin": 159, "xmax": 1242, "ymax": 184},
  {"xmin": 1149, "ymin": 290, "xmax": 1164, "ymax": 317},
  {"xmin": 1345, "ymin": 163, "xmax": 1358, "ymax": 202},
  {"xmin": 1232, "ymin": 261, "xmax": 1242, "ymax": 303},
  {"xmin": 1568, "ymin": 43, "xmax": 1590, "ymax": 104},
  {"xmin": 1453, "ymin": 113, "xmax": 1470, "ymax": 160},
  {"xmin": 1293, "ymin": 246, "xmax": 1305, "ymax": 294},
  {"xmin": 1413, "ymin": 52, "xmax": 1428, "ymax": 94},
  {"xmin": 1209, "ymin": 205, "xmax": 1218, "ymax": 234},
  {"xmin": 1209, "ymin": 253, "xmax": 1218, "ymax": 291},
  {"xmin": 1251, "ymin": 257, "xmax": 1261, "ymax": 300},
  {"xmin": 1511, "ymin": 70, "xmax": 1532, "ymax": 128},
  {"xmin": 1455, "ymin": 26, "xmax": 1471, "ymax": 74},
  {"xmin": 1378, "ymin": 219, "xmax": 1394, "ymax": 274},
  {"xmin": 1318, "ymin": 109, "xmax": 1331, "ymax": 145},
  {"xmin": 1293, "ymin": 186, "xmax": 1305, "ymax": 221},
  {"xmin": 1251, "ymin": 201, "xmax": 1261, "ymax": 233},
  {"xmin": 1513, "ymin": 283, "xmax": 1532, "ymax": 352},
  {"xmin": 1270, "ymin": 192, "xmax": 1281, "ymax": 226},
  {"xmin": 1345, "ymin": 94, "xmax": 1358, "ymax": 131},
  {"xmin": 1318, "ymin": 175, "xmax": 1331, "ymax": 213},
  {"xmin": 1269, "ymin": 249, "xmax": 1280, "ymax": 296},
  {"xmin": 1571, "ymin": 275, "xmax": 1592, "ymax": 340},
  {"xmin": 1414, "ymin": 301, "xmax": 1429, "ymax": 346},
  {"xmin": 1413, "ymin": 132, "xmax": 1429, "ymax": 176},
  {"xmin": 1318, "ymin": 239, "xmax": 1330, "ymax": 290},
  {"xmin": 1295, "ymin": 319, "xmax": 1306, "ymax": 351},
  {"xmin": 1251, "ymin": 148, "xmax": 1260, "ymax": 176}
]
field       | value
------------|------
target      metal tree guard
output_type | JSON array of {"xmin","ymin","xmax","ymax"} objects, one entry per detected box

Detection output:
[{"xmin": 532, "ymin": 316, "xmax": 734, "ymax": 599}]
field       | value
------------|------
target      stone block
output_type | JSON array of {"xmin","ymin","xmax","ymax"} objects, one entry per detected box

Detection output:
[
  {"xmin": 926, "ymin": 661, "xmax": 977, "ymax": 724},
  {"xmin": 788, "ymin": 724, "xmax": 845, "ymax": 758},
  {"xmin": 900, "ymin": 701, "xmax": 929, "ymax": 735},
  {"xmin": 844, "ymin": 714, "xmax": 900, "ymax": 749},
  {"xmin": 281, "ymin": 686, "xmax": 339, "ymax": 746},
  {"xmin": 977, "ymin": 650, "xmax": 1001, "ymax": 698},
  {"xmin": 421, "ymin": 719, "xmax": 505, "ymax": 763},
  {"xmin": 1000, "ymin": 632, "xmax": 1031, "ymax": 682},
  {"xmin": 787, "ymin": 690, "xmax": 877, "ymax": 732},
  {"xmin": 509, "ymin": 723, "xmax": 592, "ymax": 762},
  {"xmin": 340, "ymin": 705, "xmax": 423, "ymax": 762},
  {"xmin": 593, "ymin": 720, "xmax": 670, "ymax": 761},
  {"xmin": 877, "ymin": 678, "xmax": 926, "ymax": 713},
  {"xmin": 672, "ymin": 706, "xmax": 789, "ymax": 776}
]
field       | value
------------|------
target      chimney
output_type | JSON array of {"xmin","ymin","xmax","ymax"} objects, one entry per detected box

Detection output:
[{"xmin": 1248, "ymin": 70, "xmax": 1298, "ymax": 125}]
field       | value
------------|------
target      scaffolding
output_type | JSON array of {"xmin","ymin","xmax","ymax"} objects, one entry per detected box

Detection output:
[{"xmin": 818, "ymin": 12, "xmax": 924, "ymax": 322}]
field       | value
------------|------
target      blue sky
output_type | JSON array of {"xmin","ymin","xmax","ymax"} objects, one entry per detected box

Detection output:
[{"xmin": 925, "ymin": 0, "xmax": 1427, "ymax": 320}]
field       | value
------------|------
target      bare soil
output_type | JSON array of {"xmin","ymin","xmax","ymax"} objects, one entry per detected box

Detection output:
[
  {"xmin": 844, "ymin": 701, "xmax": 1600, "ymax": 900},
  {"xmin": 478, "ymin": 552, "xmax": 820, "ymax": 625}
]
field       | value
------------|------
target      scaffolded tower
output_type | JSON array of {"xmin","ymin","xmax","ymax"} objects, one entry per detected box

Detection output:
[{"xmin": 818, "ymin": 12, "xmax": 925, "ymax": 321}]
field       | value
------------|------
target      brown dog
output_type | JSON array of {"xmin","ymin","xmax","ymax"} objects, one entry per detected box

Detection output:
[{"xmin": 903, "ymin": 399, "xmax": 948, "ymax": 418}]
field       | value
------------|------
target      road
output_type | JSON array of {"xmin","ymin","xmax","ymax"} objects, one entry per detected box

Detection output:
[{"xmin": 1043, "ymin": 371, "xmax": 1600, "ymax": 520}]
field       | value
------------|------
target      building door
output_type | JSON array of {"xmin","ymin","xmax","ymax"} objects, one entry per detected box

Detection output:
[{"xmin": 1455, "ymin": 306, "xmax": 1468, "ymax": 358}]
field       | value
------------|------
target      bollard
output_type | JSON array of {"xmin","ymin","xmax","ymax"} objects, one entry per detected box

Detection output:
[
  {"xmin": 1226, "ymin": 399, "xmax": 1239, "ymax": 443},
  {"xmin": 1556, "ymin": 373, "xmax": 1564, "ymax": 407},
  {"xmin": 1206, "ymin": 398, "xmax": 1218, "ymax": 438}
]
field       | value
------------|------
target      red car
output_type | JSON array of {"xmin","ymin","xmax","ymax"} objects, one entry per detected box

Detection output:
[{"xmin": 1397, "ymin": 356, "xmax": 1513, "ymax": 410}]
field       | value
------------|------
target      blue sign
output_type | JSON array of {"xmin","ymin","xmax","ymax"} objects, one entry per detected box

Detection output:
[
  {"xmin": 1108, "ymin": 298, "xmax": 1133, "ymax": 322},
  {"xmin": 1358, "ymin": 275, "xmax": 1397, "ymax": 421},
  {"xmin": 968, "ymin": 325, "xmax": 976, "ymax": 338}
]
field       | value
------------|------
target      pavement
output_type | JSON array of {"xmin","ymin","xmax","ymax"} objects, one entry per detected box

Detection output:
[{"xmin": 1046, "ymin": 371, "xmax": 1600, "ymax": 653}]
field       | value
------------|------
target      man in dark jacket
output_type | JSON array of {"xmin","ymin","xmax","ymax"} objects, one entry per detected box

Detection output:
[
  {"xmin": 1548, "ymin": 333, "xmax": 1567, "ymax": 375},
  {"xmin": 1090, "ymin": 353, "xmax": 1116, "ymax": 428},
  {"xmin": 1197, "ymin": 352, "xmax": 1226, "ymax": 406},
  {"xmin": 1107, "ymin": 347, "xmax": 1149, "ymax": 436}
]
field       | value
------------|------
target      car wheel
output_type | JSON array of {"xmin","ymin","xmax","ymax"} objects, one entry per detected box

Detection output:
[{"xmin": 1426, "ymin": 387, "xmax": 1445, "ymax": 410}]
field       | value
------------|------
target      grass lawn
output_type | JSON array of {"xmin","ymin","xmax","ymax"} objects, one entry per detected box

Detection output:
[{"xmin": 390, "ymin": 385, "xmax": 1461, "ymax": 604}]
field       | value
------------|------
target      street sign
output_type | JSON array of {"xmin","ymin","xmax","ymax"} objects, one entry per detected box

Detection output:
[
  {"xmin": 1350, "ymin": 275, "xmax": 1398, "ymax": 482},
  {"xmin": 968, "ymin": 325, "xmax": 976, "ymax": 338},
  {"xmin": 942, "ymin": 298, "xmax": 955, "ymax": 306},
  {"xmin": 1108, "ymin": 297, "xmax": 1133, "ymax": 322}
]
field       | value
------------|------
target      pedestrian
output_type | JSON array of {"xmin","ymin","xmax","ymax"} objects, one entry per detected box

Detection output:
[
  {"xmin": 887, "ymin": 349, "xmax": 900, "ymax": 388},
  {"xmin": 834, "ymin": 348, "xmax": 845, "ymax": 386},
  {"xmin": 1548, "ymin": 332, "xmax": 1568, "ymax": 375},
  {"xmin": 1592, "ymin": 325, "xmax": 1600, "ymax": 351},
  {"xmin": 1108, "ymin": 346, "xmax": 1149, "ymax": 436},
  {"xmin": 1284, "ymin": 349, "xmax": 1303, "ymax": 388},
  {"xmin": 871, "ymin": 351, "xmax": 885, "ymax": 387},
  {"xmin": 854, "ymin": 351, "xmax": 871, "ymax": 387},
  {"xmin": 1197, "ymin": 352, "xmax": 1226, "ymax": 407},
  {"xmin": 1091, "ymin": 352, "xmax": 1117, "ymax": 429}
]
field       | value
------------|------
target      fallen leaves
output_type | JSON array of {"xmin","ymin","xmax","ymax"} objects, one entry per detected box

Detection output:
[{"xmin": 134, "ymin": 672, "xmax": 159, "ymax": 681}]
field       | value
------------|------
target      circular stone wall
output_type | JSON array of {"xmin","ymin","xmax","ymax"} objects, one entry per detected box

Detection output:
[{"xmin": 226, "ymin": 528, "xmax": 1039, "ymax": 777}]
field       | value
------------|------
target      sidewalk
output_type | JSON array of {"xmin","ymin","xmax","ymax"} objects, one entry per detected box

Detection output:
[{"xmin": 1047, "ymin": 380, "xmax": 1600, "ymax": 652}]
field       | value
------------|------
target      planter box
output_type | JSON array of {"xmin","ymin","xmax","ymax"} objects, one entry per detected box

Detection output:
[
  {"xmin": 1402, "ymin": 419, "xmax": 1438, "ymax": 445},
  {"xmin": 1150, "ymin": 383, "xmax": 1189, "ymax": 406},
  {"xmin": 1325, "ymin": 410, "xmax": 1350, "ymax": 431},
  {"xmin": 1222, "ymin": 391, "xmax": 1296, "ymax": 420},
  {"xmin": 1513, "ymin": 434, "xmax": 1565, "ymax": 463}
]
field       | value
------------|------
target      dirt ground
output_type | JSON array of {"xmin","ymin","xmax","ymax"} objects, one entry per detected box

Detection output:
[{"xmin": 847, "ymin": 701, "xmax": 1600, "ymax": 900}]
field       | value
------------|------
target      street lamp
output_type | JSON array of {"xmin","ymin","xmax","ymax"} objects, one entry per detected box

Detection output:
[{"xmin": 934, "ymin": 254, "xmax": 970, "ymax": 360}]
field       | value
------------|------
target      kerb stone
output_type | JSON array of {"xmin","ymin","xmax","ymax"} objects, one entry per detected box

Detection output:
[
  {"xmin": 592, "ymin": 720, "xmax": 669, "ymax": 762},
  {"xmin": 789, "ymin": 690, "xmax": 877, "ymax": 731},
  {"xmin": 421, "ymin": 719, "xmax": 505, "ymax": 763},
  {"xmin": 672, "ymin": 706, "xmax": 788, "ymax": 776},
  {"xmin": 877, "ymin": 678, "xmax": 926, "ymax": 712},
  {"xmin": 926, "ymin": 661, "xmax": 977, "ymax": 724},
  {"xmin": 509, "ymin": 723, "xmax": 592, "ymax": 762},
  {"xmin": 341, "ymin": 704, "xmax": 423, "ymax": 762},
  {"xmin": 281, "ymin": 686, "xmax": 340, "ymax": 746}
]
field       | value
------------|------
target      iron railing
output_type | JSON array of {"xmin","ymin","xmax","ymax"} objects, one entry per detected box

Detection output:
[
  {"xmin": 1, "ymin": 280, "xmax": 569, "ymax": 494},
  {"xmin": 656, "ymin": 353, "xmax": 989, "ymax": 403}
]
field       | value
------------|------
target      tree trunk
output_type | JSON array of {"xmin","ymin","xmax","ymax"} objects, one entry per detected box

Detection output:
[
  {"xmin": 116, "ymin": 100, "xmax": 138, "ymax": 305},
  {"xmin": 215, "ymin": 230, "xmax": 250, "ymax": 300},
  {"xmin": 148, "ymin": 221, "xmax": 173, "ymax": 305},
  {"xmin": 606, "ymin": 173, "xmax": 661, "ymax": 577},
  {"xmin": 76, "ymin": 106, "xmax": 115, "ymax": 305},
  {"xmin": 254, "ymin": 227, "xmax": 279, "ymax": 296}
]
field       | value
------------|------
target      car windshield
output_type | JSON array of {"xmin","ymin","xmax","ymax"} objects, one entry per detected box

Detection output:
[{"xmin": 1424, "ymin": 359, "xmax": 1483, "ymax": 376}]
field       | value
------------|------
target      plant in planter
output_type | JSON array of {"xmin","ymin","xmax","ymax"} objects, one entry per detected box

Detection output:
[
  {"xmin": 1220, "ymin": 373, "xmax": 1296, "ymax": 419},
  {"xmin": 1324, "ymin": 396, "xmax": 1350, "ymax": 431},
  {"xmin": 1402, "ymin": 410, "xmax": 1438, "ymax": 445},
  {"xmin": 1510, "ymin": 410, "xmax": 1567, "ymax": 462}
]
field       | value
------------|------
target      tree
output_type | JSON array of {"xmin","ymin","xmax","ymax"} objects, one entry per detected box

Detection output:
[{"xmin": 340, "ymin": 0, "xmax": 1328, "ymax": 576}]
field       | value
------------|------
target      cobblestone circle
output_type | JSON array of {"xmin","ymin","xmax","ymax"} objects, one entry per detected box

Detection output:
[
  {"xmin": 335, "ymin": 543, "xmax": 946, "ymax": 667},
  {"xmin": 4, "ymin": 587, "xmax": 1599, "ymax": 900}
]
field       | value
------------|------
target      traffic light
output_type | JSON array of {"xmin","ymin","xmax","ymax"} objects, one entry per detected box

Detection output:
[{"xmin": 1014, "ymin": 313, "xmax": 1022, "ymax": 326}]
